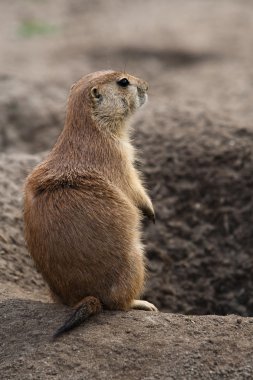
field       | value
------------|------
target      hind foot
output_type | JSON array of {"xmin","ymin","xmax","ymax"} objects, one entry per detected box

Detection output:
[{"xmin": 131, "ymin": 299, "xmax": 158, "ymax": 311}]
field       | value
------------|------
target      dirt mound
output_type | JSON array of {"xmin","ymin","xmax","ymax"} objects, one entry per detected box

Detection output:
[
  {"xmin": 138, "ymin": 112, "xmax": 253, "ymax": 316},
  {"xmin": 1, "ymin": 287, "xmax": 253, "ymax": 380}
]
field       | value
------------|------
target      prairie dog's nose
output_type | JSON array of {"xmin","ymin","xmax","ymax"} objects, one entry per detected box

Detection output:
[
  {"xmin": 137, "ymin": 81, "xmax": 148, "ymax": 94},
  {"xmin": 142, "ymin": 81, "xmax": 149, "ymax": 92}
]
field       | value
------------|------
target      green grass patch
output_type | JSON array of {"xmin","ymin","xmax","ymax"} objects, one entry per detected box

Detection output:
[{"xmin": 18, "ymin": 20, "xmax": 58, "ymax": 38}]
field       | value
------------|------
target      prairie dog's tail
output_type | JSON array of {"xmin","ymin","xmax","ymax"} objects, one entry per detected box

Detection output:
[{"xmin": 53, "ymin": 296, "xmax": 102, "ymax": 339}]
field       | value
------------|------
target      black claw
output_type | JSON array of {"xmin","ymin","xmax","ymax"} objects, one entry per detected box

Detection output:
[{"xmin": 141, "ymin": 206, "xmax": 155, "ymax": 224}]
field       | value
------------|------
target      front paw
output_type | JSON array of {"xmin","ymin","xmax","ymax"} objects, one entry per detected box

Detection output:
[{"xmin": 141, "ymin": 205, "xmax": 155, "ymax": 224}]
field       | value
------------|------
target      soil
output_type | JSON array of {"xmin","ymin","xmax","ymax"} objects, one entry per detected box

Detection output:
[
  {"xmin": 2, "ymin": 286, "xmax": 253, "ymax": 380},
  {"xmin": 1, "ymin": 0, "xmax": 253, "ymax": 378}
]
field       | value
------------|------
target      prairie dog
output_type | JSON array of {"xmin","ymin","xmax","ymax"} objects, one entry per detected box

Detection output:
[{"xmin": 23, "ymin": 70, "xmax": 157, "ymax": 338}]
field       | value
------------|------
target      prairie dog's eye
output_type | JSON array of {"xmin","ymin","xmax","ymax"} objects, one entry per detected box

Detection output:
[{"xmin": 117, "ymin": 78, "xmax": 130, "ymax": 87}]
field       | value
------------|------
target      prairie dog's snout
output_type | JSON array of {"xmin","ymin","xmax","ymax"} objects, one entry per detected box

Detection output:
[{"xmin": 137, "ymin": 86, "xmax": 148, "ymax": 106}]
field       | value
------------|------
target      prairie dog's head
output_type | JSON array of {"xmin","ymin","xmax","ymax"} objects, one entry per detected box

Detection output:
[{"xmin": 68, "ymin": 70, "xmax": 148, "ymax": 134}]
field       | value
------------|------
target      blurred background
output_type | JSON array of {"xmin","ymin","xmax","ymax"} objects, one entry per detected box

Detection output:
[{"xmin": 1, "ymin": 0, "xmax": 253, "ymax": 316}]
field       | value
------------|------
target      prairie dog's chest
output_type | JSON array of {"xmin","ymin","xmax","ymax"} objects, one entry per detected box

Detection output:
[{"xmin": 119, "ymin": 139, "xmax": 136, "ymax": 163}]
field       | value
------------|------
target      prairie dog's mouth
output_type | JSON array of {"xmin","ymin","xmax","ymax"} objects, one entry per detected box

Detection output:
[{"xmin": 138, "ymin": 93, "xmax": 148, "ymax": 107}]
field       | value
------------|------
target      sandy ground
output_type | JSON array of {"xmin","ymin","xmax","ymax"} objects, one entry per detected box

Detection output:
[{"xmin": 1, "ymin": 0, "xmax": 253, "ymax": 378}]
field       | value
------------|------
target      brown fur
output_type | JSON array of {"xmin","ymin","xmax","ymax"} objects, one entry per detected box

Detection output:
[{"xmin": 23, "ymin": 70, "xmax": 157, "ymax": 336}]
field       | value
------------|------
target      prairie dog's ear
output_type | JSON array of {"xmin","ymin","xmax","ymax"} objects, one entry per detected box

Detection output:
[
  {"xmin": 70, "ymin": 81, "xmax": 77, "ymax": 90},
  {"xmin": 91, "ymin": 86, "xmax": 101, "ymax": 99}
]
